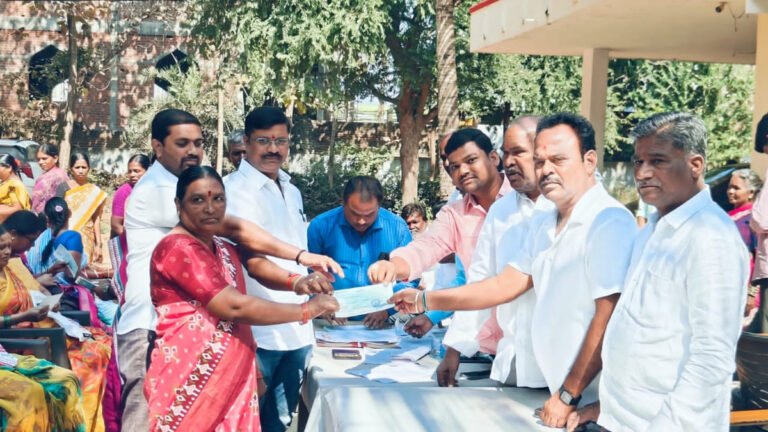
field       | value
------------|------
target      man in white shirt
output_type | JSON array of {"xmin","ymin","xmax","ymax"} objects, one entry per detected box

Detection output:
[
  {"xmin": 439, "ymin": 116, "xmax": 554, "ymax": 387},
  {"xmin": 389, "ymin": 113, "xmax": 637, "ymax": 428},
  {"xmin": 568, "ymin": 112, "xmax": 749, "ymax": 431},
  {"xmin": 117, "ymin": 109, "xmax": 341, "ymax": 431},
  {"xmin": 225, "ymin": 106, "xmax": 312, "ymax": 432}
]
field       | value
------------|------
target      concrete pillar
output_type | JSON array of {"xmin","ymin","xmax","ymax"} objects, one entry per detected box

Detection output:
[
  {"xmin": 752, "ymin": 14, "xmax": 768, "ymax": 178},
  {"xmin": 580, "ymin": 48, "xmax": 609, "ymax": 170}
]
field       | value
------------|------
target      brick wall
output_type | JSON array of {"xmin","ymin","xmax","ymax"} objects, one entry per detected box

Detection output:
[{"xmin": 0, "ymin": 3, "xmax": 188, "ymax": 154}]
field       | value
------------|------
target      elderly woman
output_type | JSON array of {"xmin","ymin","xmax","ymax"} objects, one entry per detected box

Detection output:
[{"xmin": 145, "ymin": 166, "xmax": 339, "ymax": 431}]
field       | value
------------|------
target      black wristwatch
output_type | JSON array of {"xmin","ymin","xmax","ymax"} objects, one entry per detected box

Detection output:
[{"xmin": 558, "ymin": 385, "xmax": 582, "ymax": 407}]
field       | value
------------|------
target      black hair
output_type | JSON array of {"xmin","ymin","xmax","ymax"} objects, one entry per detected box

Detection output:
[
  {"xmin": 175, "ymin": 165, "xmax": 225, "ymax": 202},
  {"xmin": 536, "ymin": 113, "xmax": 596, "ymax": 155},
  {"xmin": 3, "ymin": 210, "xmax": 47, "ymax": 236},
  {"xmin": 342, "ymin": 176, "xmax": 383, "ymax": 203},
  {"xmin": 128, "ymin": 153, "xmax": 151, "ymax": 170},
  {"xmin": 756, "ymin": 113, "xmax": 768, "ymax": 154},
  {"xmin": 0, "ymin": 154, "xmax": 20, "ymax": 176},
  {"xmin": 41, "ymin": 197, "xmax": 70, "ymax": 263},
  {"xmin": 151, "ymin": 109, "xmax": 201, "ymax": 143},
  {"xmin": 0, "ymin": 225, "xmax": 7, "ymax": 238},
  {"xmin": 401, "ymin": 202, "xmax": 427, "ymax": 221},
  {"xmin": 445, "ymin": 128, "xmax": 494, "ymax": 157},
  {"xmin": 38, "ymin": 143, "xmax": 59, "ymax": 159},
  {"xmin": 69, "ymin": 151, "xmax": 90, "ymax": 169},
  {"xmin": 244, "ymin": 106, "xmax": 291, "ymax": 137}
]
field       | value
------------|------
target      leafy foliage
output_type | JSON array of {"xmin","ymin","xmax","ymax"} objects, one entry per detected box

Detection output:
[
  {"xmin": 289, "ymin": 143, "xmax": 442, "ymax": 219},
  {"xmin": 122, "ymin": 64, "xmax": 247, "ymax": 167}
]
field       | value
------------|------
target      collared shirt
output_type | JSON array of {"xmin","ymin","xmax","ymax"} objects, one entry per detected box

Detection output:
[
  {"xmin": 118, "ymin": 162, "xmax": 178, "ymax": 335},
  {"xmin": 307, "ymin": 206, "xmax": 412, "ymax": 290},
  {"xmin": 599, "ymin": 188, "xmax": 748, "ymax": 432},
  {"xmin": 508, "ymin": 183, "xmax": 636, "ymax": 402},
  {"xmin": 226, "ymin": 162, "xmax": 313, "ymax": 351},
  {"xmin": 391, "ymin": 175, "xmax": 513, "ymax": 281},
  {"xmin": 443, "ymin": 190, "xmax": 554, "ymax": 386}
]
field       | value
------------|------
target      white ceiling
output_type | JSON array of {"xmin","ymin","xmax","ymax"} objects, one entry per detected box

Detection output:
[{"xmin": 470, "ymin": 0, "xmax": 759, "ymax": 64}]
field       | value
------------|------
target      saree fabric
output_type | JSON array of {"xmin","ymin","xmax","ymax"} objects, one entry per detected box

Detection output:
[
  {"xmin": 0, "ymin": 176, "xmax": 31, "ymax": 212},
  {"xmin": 146, "ymin": 234, "xmax": 259, "ymax": 432},
  {"xmin": 0, "ymin": 348, "xmax": 86, "ymax": 432},
  {"xmin": 64, "ymin": 183, "xmax": 107, "ymax": 265},
  {"xmin": 32, "ymin": 166, "xmax": 68, "ymax": 214},
  {"xmin": 0, "ymin": 263, "xmax": 112, "ymax": 432}
]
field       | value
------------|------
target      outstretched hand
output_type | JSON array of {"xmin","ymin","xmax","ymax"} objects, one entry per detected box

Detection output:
[
  {"xmin": 388, "ymin": 288, "xmax": 423, "ymax": 314},
  {"xmin": 299, "ymin": 252, "xmax": 345, "ymax": 279}
]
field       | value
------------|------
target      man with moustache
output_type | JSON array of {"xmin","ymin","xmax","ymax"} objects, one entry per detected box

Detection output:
[
  {"xmin": 399, "ymin": 131, "xmax": 468, "ymax": 337},
  {"xmin": 117, "ymin": 109, "xmax": 341, "ymax": 431},
  {"xmin": 567, "ymin": 113, "xmax": 749, "ymax": 432},
  {"xmin": 225, "ymin": 106, "xmax": 314, "ymax": 432},
  {"xmin": 368, "ymin": 128, "xmax": 513, "ymax": 339},
  {"xmin": 388, "ymin": 113, "xmax": 637, "ymax": 428},
  {"xmin": 437, "ymin": 116, "xmax": 554, "ymax": 387}
]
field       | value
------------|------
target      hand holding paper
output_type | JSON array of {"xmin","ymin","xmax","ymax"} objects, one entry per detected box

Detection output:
[{"xmin": 333, "ymin": 283, "xmax": 394, "ymax": 318}]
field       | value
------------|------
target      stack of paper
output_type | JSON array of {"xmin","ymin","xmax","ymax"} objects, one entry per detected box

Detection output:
[{"xmin": 315, "ymin": 325, "xmax": 399, "ymax": 348}]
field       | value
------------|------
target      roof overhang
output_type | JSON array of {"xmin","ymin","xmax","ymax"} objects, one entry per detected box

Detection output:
[{"xmin": 470, "ymin": 0, "xmax": 763, "ymax": 64}]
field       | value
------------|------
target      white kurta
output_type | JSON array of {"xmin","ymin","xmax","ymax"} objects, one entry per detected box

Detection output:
[
  {"xmin": 225, "ymin": 161, "xmax": 314, "ymax": 351},
  {"xmin": 442, "ymin": 190, "xmax": 553, "ymax": 385},
  {"xmin": 508, "ymin": 183, "xmax": 637, "ymax": 403},
  {"xmin": 599, "ymin": 188, "xmax": 748, "ymax": 431}
]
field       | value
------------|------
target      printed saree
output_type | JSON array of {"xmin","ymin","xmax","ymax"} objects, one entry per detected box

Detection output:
[
  {"xmin": 145, "ymin": 234, "xmax": 259, "ymax": 432},
  {"xmin": 0, "ymin": 345, "xmax": 86, "ymax": 432},
  {"xmin": 32, "ymin": 166, "xmax": 69, "ymax": 214},
  {"xmin": 64, "ymin": 183, "xmax": 108, "ymax": 264},
  {"xmin": 0, "ymin": 263, "xmax": 112, "ymax": 432}
]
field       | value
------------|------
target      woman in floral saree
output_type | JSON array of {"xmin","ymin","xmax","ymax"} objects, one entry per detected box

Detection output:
[
  {"xmin": 56, "ymin": 152, "xmax": 107, "ymax": 266},
  {"xmin": 32, "ymin": 144, "xmax": 69, "ymax": 214},
  {"xmin": 145, "ymin": 166, "xmax": 338, "ymax": 432},
  {"xmin": 0, "ymin": 220, "xmax": 112, "ymax": 432}
]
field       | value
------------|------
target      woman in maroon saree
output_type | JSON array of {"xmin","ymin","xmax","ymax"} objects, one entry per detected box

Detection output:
[{"xmin": 145, "ymin": 166, "xmax": 339, "ymax": 432}]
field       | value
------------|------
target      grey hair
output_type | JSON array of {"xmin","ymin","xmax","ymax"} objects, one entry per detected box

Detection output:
[
  {"xmin": 732, "ymin": 168, "xmax": 763, "ymax": 196},
  {"xmin": 630, "ymin": 112, "xmax": 707, "ymax": 160},
  {"xmin": 226, "ymin": 130, "xmax": 245, "ymax": 149},
  {"xmin": 508, "ymin": 115, "xmax": 541, "ymax": 142}
]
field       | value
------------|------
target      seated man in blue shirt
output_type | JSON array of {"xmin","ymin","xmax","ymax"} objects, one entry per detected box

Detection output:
[{"xmin": 308, "ymin": 176, "xmax": 414, "ymax": 328}]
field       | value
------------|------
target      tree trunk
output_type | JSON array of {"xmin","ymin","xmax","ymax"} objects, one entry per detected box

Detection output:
[
  {"xmin": 216, "ymin": 87, "xmax": 224, "ymax": 174},
  {"xmin": 436, "ymin": 0, "xmax": 459, "ymax": 198},
  {"xmin": 328, "ymin": 110, "xmax": 338, "ymax": 189},
  {"xmin": 61, "ymin": 12, "xmax": 78, "ymax": 167},
  {"xmin": 399, "ymin": 113, "xmax": 420, "ymax": 205}
]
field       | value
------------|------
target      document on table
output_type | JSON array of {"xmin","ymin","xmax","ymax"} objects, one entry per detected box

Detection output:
[
  {"xmin": 333, "ymin": 283, "xmax": 393, "ymax": 318},
  {"xmin": 53, "ymin": 244, "xmax": 78, "ymax": 277},
  {"xmin": 346, "ymin": 361, "xmax": 436, "ymax": 383},
  {"xmin": 315, "ymin": 325, "xmax": 398, "ymax": 344}
]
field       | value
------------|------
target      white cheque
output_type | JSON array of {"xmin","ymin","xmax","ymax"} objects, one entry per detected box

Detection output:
[{"xmin": 333, "ymin": 283, "xmax": 394, "ymax": 318}]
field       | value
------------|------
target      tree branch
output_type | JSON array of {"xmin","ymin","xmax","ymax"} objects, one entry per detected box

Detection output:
[{"xmin": 365, "ymin": 82, "xmax": 398, "ymax": 105}]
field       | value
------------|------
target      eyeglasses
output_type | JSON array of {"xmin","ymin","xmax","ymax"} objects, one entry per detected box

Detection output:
[{"xmin": 251, "ymin": 137, "xmax": 291, "ymax": 148}]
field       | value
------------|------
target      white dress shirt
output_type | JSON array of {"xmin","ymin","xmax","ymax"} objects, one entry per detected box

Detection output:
[
  {"xmin": 225, "ymin": 161, "xmax": 314, "ymax": 351},
  {"xmin": 599, "ymin": 188, "xmax": 748, "ymax": 432},
  {"xmin": 117, "ymin": 162, "xmax": 179, "ymax": 335},
  {"xmin": 508, "ymin": 183, "xmax": 636, "ymax": 402},
  {"xmin": 443, "ymin": 191, "xmax": 554, "ymax": 386}
]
